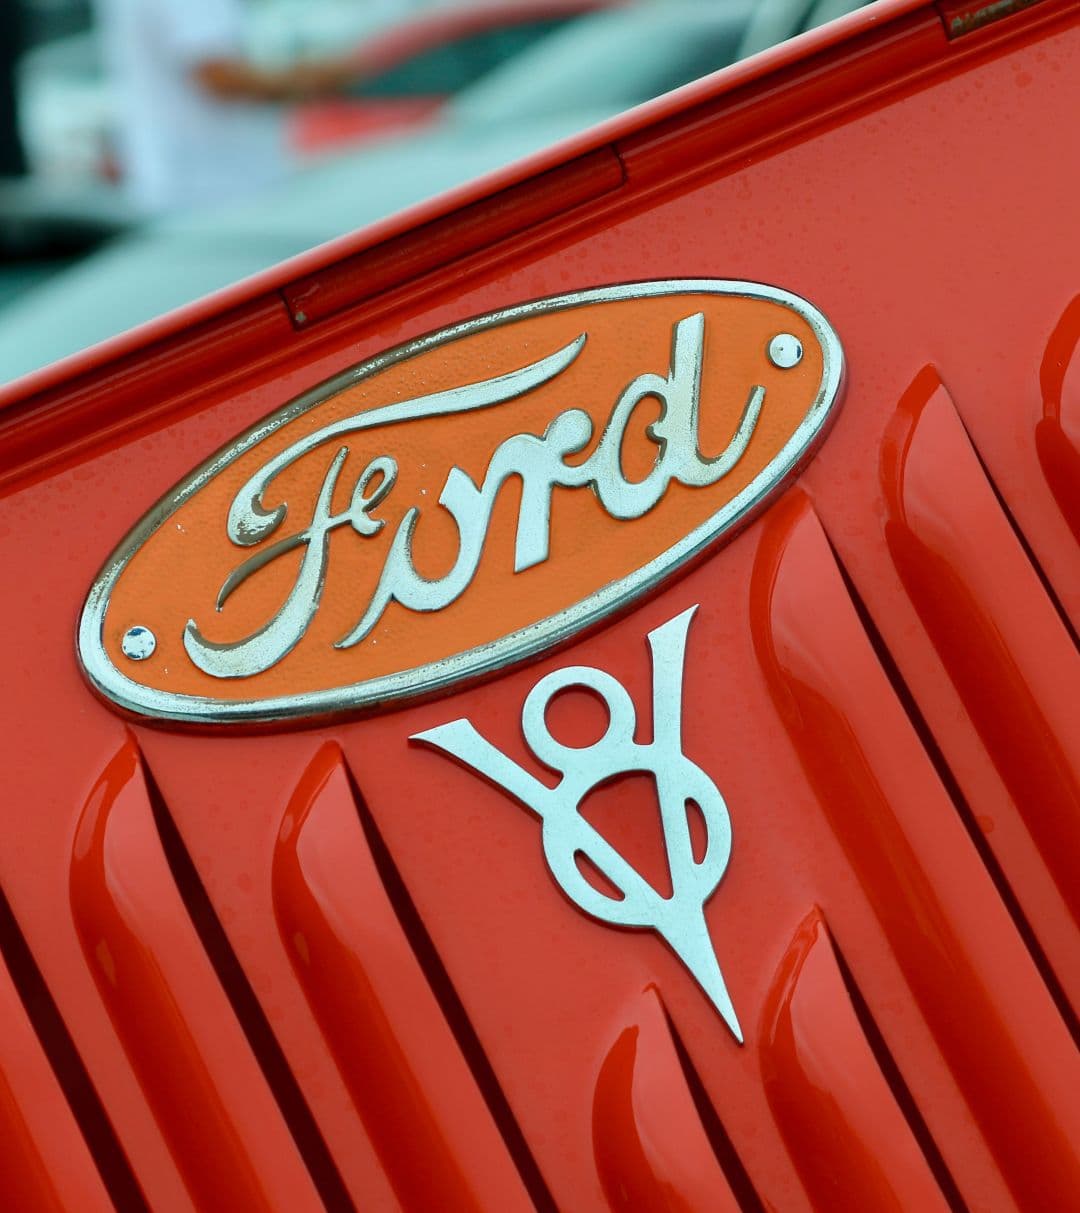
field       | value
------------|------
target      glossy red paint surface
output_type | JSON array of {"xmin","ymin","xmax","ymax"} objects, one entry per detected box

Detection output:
[
  {"xmin": 272, "ymin": 745, "xmax": 532, "ymax": 1212},
  {"xmin": 760, "ymin": 909, "xmax": 949, "ymax": 1211},
  {"xmin": 592, "ymin": 987, "xmax": 744, "ymax": 1211},
  {"xmin": 0, "ymin": 948, "xmax": 113, "ymax": 1213},
  {"xmin": 71, "ymin": 740, "xmax": 322, "ymax": 1212},
  {"xmin": 0, "ymin": 0, "xmax": 1078, "ymax": 1208}
]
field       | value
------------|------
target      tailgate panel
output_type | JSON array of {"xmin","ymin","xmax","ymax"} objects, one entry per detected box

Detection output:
[{"xmin": 1, "ymin": 3, "xmax": 1079, "ymax": 1209}]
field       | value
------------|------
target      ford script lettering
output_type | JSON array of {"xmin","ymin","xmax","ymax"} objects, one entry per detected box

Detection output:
[{"xmin": 79, "ymin": 281, "xmax": 843, "ymax": 724}]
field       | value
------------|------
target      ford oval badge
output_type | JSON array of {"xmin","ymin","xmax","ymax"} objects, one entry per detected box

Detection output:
[{"xmin": 78, "ymin": 280, "xmax": 844, "ymax": 724}]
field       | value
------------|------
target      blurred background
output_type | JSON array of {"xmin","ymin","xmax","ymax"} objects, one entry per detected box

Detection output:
[{"xmin": 0, "ymin": 0, "xmax": 869, "ymax": 383}]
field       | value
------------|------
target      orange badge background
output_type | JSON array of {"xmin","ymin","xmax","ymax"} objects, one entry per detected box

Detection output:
[{"xmin": 103, "ymin": 293, "xmax": 825, "ymax": 702}]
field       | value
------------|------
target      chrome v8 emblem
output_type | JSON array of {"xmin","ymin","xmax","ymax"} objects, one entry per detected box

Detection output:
[{"xmin": 412, "ymin": 606, "xmax": 741, "ymax": 1042}]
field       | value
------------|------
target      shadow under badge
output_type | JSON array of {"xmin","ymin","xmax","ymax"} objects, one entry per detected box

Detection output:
[{"xmin": 411, "ymin": 605, "xmax": 742, "ymax": 1043}]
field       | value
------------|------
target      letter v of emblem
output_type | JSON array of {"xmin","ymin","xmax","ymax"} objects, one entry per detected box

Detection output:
[{"xmin": 411, "ymin": 605, "xmax": 742, "ymax": 1043}]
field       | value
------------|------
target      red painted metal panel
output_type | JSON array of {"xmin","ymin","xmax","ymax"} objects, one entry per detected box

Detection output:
[{"xmin": 0, "ymin": 1, "xmax": 1078, "ymax": 1208}]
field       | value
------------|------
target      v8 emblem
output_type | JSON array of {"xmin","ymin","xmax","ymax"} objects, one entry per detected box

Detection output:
[{"xmin": 412, "ymin": 606, "xmax": 742, "ymax": 1042}]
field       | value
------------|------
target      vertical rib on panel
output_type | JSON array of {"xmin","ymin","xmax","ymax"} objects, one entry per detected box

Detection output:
[
  {"xmin": 761, "ymin": 908, "xmax": 953, "ymax": 1213},
  {"xmin": 752, "ymin": 493, "xmax": 1080, "ymax": 1210},
  {"xmin": 272, "ymin": 743, "xmax": 534, "ymax": 1213},
  {"xmin": 592, "ymin": 985, "xmax": 755, "ymax": 1212},
  {"xmin": 70, "ymin": 738, "xmax": 322, "ymax": 1213}
]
